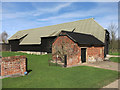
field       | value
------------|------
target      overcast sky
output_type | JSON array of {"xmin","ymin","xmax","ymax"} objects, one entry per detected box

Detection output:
[{"xmin": 2, "ymin": 2, "xmax": 118, "ymax": 37}]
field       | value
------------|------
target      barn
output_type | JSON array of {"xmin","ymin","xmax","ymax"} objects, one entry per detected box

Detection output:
[
  {"xmin": 8, "ymin": 18, "xmax": 109, "ymax": 56},
  {"xmin": 52, "ymin": 31, "xmax": 105, "ymax": 67}
]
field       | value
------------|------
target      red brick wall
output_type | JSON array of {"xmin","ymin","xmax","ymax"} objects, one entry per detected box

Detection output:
[
  {"xmin": 52, "ymin": 36, "xmax": 81, "ymax": 66},
  {"xmin": 52, "ymin": 36, "xmax": 104, "ymax": 67},
  {"xmin": 1, "ymin": 56, "xmax": 26, "ymax": 76},
  {"xmin": 87, "ymin": 47, "xmax": 104, "ymax": 62}
]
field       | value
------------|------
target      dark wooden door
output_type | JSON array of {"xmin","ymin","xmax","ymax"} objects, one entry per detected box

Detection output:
[
  {"xmin": 64, "ymin": 55, "xmax": 67, "ymax": 67},
  {"xmin": 81, "ymin": 48, "xmax": 86, "ymax": 63}
]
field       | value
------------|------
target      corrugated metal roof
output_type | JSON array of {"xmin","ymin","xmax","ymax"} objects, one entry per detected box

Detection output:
[{"xmin": 8, "ymin": 18, "xmax": 106, "ymax": 45}]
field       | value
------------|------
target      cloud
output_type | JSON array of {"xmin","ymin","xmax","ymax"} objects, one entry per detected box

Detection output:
[
  {"xmin": 2, "ymin": 18, "xmax": 44, "ymax": 37},
  {"xmin": 3, "ymin": 11, "xmax": 32, "ymax": 19},
  {"xmin": 3, "ymin": 8, "xmax": 35, "ymax": 19},
  {"xmin": 2, "ymin": 2, "xmax": 118, "ymax": 38},
  {"xmin": 37, "ymin": 4, "xmax": 116, "ymax": 21},
  {"xmin": 36, "ymin": 2, "xmax": 118, "ymax": 29},
  {"xmin": 33, "ymin": 2, "xmax": 72, "ymax": 16},
  {"xmin": 3, "ymin": 2, "xmax": 72, "ymax": 19}
]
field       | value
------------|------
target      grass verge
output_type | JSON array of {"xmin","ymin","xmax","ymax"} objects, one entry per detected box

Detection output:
[
  {"xmin": 2, "ymin": 51, "xmax": 120, "ymax": 88},
  {"xmin": 109, "ymin": 52, "xmax": 120, "ymax": 55},
  {"xmin": 110, "ymin": 57, "xmax": 120, "ymax": 63}
]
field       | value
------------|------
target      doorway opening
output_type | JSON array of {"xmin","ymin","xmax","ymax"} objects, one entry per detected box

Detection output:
[
  {"xmin": 64, "ymin": 55, "xmax": 67, "ymax": 67},
  {"xmin": 81, "ymin": 48, "xmax": 86, "ymax": 63}
]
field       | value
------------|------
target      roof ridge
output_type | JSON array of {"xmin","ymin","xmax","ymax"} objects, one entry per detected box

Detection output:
[
  {"xmin": 62, "ymin": 30, "xmax": 92, "ymax": 36},
  {"xmin": 18, "ymin": 18, "xmax": 94, "ymax": 32}
]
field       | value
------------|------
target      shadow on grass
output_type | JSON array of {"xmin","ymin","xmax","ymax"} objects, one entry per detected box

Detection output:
[
  {"xmin": 27, "ymin": 70, "xmax": 32, "ymax": 74},
  {"xmin": 26, "ymin": 58, "xmax": 32, "ymax": 74}
]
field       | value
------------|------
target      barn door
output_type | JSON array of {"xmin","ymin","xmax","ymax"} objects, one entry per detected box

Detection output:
[
  {"xmin": 81, "ymin": 48, "xmax": 86, "ymax": 63},
  {"xmin": 64, "ymin": 55, "xmax": 67, "ymax": 67}
]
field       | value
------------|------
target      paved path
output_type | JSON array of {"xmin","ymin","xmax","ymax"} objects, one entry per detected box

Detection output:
[
  {"xmin": 83, "ymin": 55, "xmax": 120, "ymax": 72},
  {"xmin": 105, "ymin": 55, "xmax": 120, "ymax": 61},
  {"xmin": 103, "ymin": 79, "xmax": 119, "ymax": 88},
  {"xmin": 107, "ymin": 55, "xmax": 120, "ymax": 57},
  {"xmin": 84, "ymin": 61, "xmax": 120, "ymax": 71}
]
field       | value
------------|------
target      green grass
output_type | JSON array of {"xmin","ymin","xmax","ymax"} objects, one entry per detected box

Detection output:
[
  {"xmin": 109, "ymin": 52, "xmax": 120, "ymax": 55},
  {"xmin": 110, "ymin": 57, "xmax": 120, "ymax": 63},
  {"xmin": 2, "ymin": 52, "xmax": 120, "ymax": 88}
]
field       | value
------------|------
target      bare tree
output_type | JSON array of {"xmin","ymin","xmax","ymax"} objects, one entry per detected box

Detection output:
[
  {"xmin": 108, "ymin": 23, "xmax": 118, "ymax": 53},
  {"xmin": 0, "ymin": 31, "xmax": 8, "ymax": 43}
]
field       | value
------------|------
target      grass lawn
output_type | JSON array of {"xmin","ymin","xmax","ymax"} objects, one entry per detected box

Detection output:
[
  {"xmin": 109, "ymin": 52, "xmax": 120, "ymax": 55},
  {"xmin": 2, "ymin": 52, "xmax": 120, "ymax": 88},
  {"xmin": 110, "ymin": 57, "xmax": 120, "ymax": 63}
]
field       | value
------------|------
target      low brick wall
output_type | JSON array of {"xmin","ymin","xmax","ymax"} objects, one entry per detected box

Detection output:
[{"xmin": 1, "ymin": 56, "xmax": 26, "ymax": 77}]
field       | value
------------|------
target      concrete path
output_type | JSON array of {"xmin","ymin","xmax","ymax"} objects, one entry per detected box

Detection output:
[
  {"xmin": 105, "ymin": 55, "xmax": 120, "ymax": 61},
  {"xmin": 102, "ymin": 79, "xmax": 120, "ymax": 89},
  {"xmin": 84, "ymin": 61, "xmax": 120, "ymax": 71},
  {"xmin": 107, "ymin": 55, "xmax": 120, "ymax": 57},
  {"xmin": 83, "ymin": 55, "xmax": 120, "ymax": 72}
]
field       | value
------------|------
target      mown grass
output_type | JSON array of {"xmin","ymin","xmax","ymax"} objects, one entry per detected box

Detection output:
[
  {"xmin": 110, "ymin": 57, "xmax": 120, "ymax": 63},
  {"xmin": 109, "ymin": 52, "xmax": 120, "ymax": 55},
  {"xmin": 2, "ymin": 52, "xmax": 120, "ymax": 88}
]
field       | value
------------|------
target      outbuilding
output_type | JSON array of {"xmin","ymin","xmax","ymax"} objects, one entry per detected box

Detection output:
[{"xmin": 52, "ymin": 31, "xmax": 105, "ymax": 67}]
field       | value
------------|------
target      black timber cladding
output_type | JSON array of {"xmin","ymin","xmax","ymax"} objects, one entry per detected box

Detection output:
[
  {"xmin": 60, "ymin": 31, "xmax": 104, "ymax": 46},
  {"xmin": 104, "ymin": 30, "xmax": 110, "ymax": 56},
  {"xmin": 9, "ymin": 36, "xmax": 56, "ymax": 53},
  {"xmin": 9, "ymin": 30, "xmax": 109, "ymax": 53}
]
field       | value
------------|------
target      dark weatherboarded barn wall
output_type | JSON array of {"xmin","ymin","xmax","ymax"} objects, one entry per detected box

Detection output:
[
  {"xmin": 9, "ymin": 39, "xmax": 20, "ymax": 51},
  {"xmin": 9, "ymin": 31, "xmax": 109, "ymax": 56},
  {"xmin": 9, "ymin": 31, "xmax": 109, "ymax": 55},
  {"xmin": 104, "ymin": 30, "xmax": 110, "ymax": 57},
  {"xmin": 0, "ymin": 43, "xmax": 10, "ymax": 51},
  {"xmin": 9, "ymin": 36, "xmax": 56, "ymax": 53}
]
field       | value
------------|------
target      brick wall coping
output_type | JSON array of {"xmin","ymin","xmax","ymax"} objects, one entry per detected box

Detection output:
[{"xmin": 2, "ymin": 55, "xmax": 26, "ymax": 62}]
